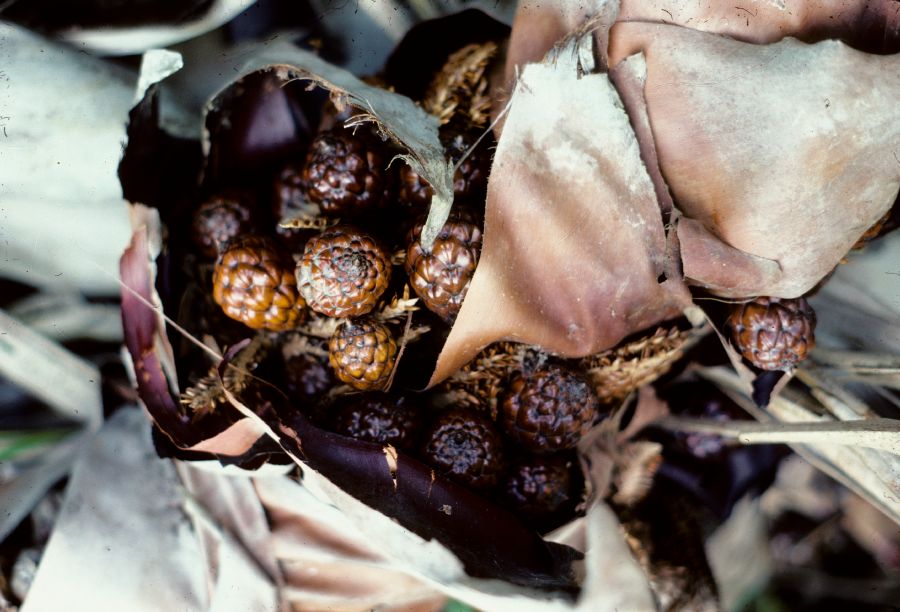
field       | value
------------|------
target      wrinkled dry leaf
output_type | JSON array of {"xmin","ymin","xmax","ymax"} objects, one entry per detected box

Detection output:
[
  {"xmin": 616, "ymin": 0, "xmax": 900, "ymax": 52},
  {"xmin": 176, "ymin": 463, "xmax": 283, "ymax": 587},
  {"xmin": 255, "ymin": 476, "xmax": 446, "ymax": 611},
  {"xmin": 608, "ymin": 22, "xmax": 899, "ymax": 298},
  {"xmin": 23, "ymin": 409, "xmax": 275, "ymax": 612},
  {"xmin": 430, "ymin": 29, "xmax": 692, "ymax": 384},
  {"xmin": 0, "ymin": 23, "xmax": 135, "ymax": 295}
]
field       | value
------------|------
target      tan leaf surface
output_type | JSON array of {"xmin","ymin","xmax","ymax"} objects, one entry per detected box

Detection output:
[
  {"xmin": 430, "ymin": 31, "xmax": 692, "ymax": 384},
  {"xmin": 616, "ymin": 0, "xmax": 900, "ymax": 50},
  {"xmin": 609, "ymin": 22, "xmax": 900, "ymax": 297}
]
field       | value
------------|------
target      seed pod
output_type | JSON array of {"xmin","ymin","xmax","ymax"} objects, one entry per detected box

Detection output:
[
  {"xmin": 501, "ymin": 366, "xmax": 602, "ymax": 453},
  {"xmin": 297, "ymin": 226, "xmax": 392, "ymax": 318},
  {"xmin": 726, "ymin": 296, "xmax": 816, "ymax": 371},
  {"xmin": 421, "ymin": 407, "xmax": 504, "ymax": 490},
  {"xmin": 328, "ymin": 317, "xmax": 398, "ymax": 391},
  {"xmin": 212, "ymin": 236, "xmax": 305, "ymax": 331}
]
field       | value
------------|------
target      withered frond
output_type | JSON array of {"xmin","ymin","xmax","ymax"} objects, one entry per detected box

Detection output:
[
  {"xmin": 377, "ymin": 285, "xmax": 420, "ymax": 322},
  {"xmin": 423, "ymin": 41, "xmax": 499, "ymax": 128},
  {"xmin": 581, "ymin": 326, "xmax": 694, "ymax": 403},
  {"xmin": 281, "ymin": 332, "xmax": 329, "ymax": 360},
  {"xmin": 442, "ymin": 342, "xmax": 533, "ymax": 418},
  {"xmin": 180, "ymin": 333, "xmax": 269, "ymax": 419}
]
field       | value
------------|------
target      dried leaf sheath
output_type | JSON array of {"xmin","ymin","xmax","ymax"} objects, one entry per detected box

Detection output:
[
  {"xmin": 430, "ymin": 32, "xmax": 692, "ymax": 385},
  {"xmin": 608, "ymin": 22, "xmax": 900, "ymax": 298}
]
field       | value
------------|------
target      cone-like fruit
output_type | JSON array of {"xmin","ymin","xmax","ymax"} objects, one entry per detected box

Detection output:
[
  {"xmin": 302, "ymin": 127, "xmax": 392, "ymax": 216},
  {"xmin": 330, "ymin": 394, "xmax": 421, "ymax": 450},
  {"xmin": 283, "ymin": 353, "xmax": 333, "ymax": 405},
  {"xmin": 272, "ymin": 160, "xmax": 305, "ymax": 218},
  {"xmin": 191, "ymin": 192, "xmax": 255, "ymax": 258},
  {"xmin": 328, "ymin": 318, "xmax": 397, "ymax": 391},
  {"xmin": 501, "ymin": 366, "xmax": 602, "ymax": 453},
  {"xmin": 726, "ymin": 296, "xmax": 816, "ymax": 371},
  {"xmin": 421, "ymin": 407, "xmax": 504, "ymax": 490},
  {"xmin": 504, "ymin": 455, "xmax": 573, "ymax": 521},
  {"xmin": 212, "ymin": 236, "xmax": 304, "ymax": 331},
  {"xmin": 406, "ymin": 209, "xmax": 482, "ymax": 320},
  {"xmin": 297, "ymin": 226, "xmax": 392, "ymax": 318}
]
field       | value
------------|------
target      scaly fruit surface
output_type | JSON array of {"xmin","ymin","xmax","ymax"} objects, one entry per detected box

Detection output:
[
  {"xmin": 212, "ymin": 236, "xmax": 304, "ymax": 331},
  {"xmin": 297, "ymin": 226, "xmax": 392, "ymax": 318}
]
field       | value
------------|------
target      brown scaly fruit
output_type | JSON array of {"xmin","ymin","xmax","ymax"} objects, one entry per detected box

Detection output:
[
  {"xmin": 726, "ymin": 296, "xmax": 816, "ymax": 371},
  {"xmin": 272, "ymin": 160, "xmax": 306, "ymax": 218},
  {"xmin": 504, "ymin": 455, "xmax": 574, "ymax": 523},
  {"xmin": 191, "ymin": 192, "xmax": 255, "ymax": 258},
  {"xmin": 302, "ymin": 126, "xmax": 392, "ymax": 217},
  {"xmin": 398, "ymin": 125, "xmax": 492, "ymax": 208},
  {"xmin": 406, "ymin": 208, "xmax": 482, "ymax": 321},
  {"xmin": 501, "ymin": 366, "xmax": 603, "ymax": 453},
  {"xmin": 297, "ymin": 226, "xmax": 392, "ymax": 318},
  {"xmin": 212, "ymin": 236, "xmax": 305, "ymax": 331},
  {"xmin": 328, "ymin": 317, "xmax": 398, "ymax": 391},
  {"xmin": 420, "ymin": 407, "xmax": 504, "ymax": 490},
  {"xmin": 329, "ymin": 394, "xmax": 421, "ymax": 450}
]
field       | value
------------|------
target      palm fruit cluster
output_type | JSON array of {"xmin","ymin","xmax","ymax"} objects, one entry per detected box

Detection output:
[{"xmin": 180, "ymin": 37, "xmax": 828, "ymax": 533}]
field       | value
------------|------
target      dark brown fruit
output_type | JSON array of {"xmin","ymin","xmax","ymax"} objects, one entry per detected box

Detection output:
[
  {"xmin": 398, "ymin": 125, "xmax": 491, "ymax": 208},
  {"xmin": 504, "ymin": 455, "xmax": 573, "ymax": 521},
  {"xmin": 726, "ymin": 296, "xmax": 816, "ymax": 371},
  {"xmin": 406, "ymin": 209, "xmax": 482, "ymax": 320},
  {"xmin": 421, "ymin": 407, "xmax": 504, "ymax": 490},
  {"xmin": 501, "ymin": 366, "xmax": 602, "ymax": 453},
  {"xmin": 297, "ymin": 226, "xmax": 392, "ymax": 318},
  {"xmin": 212, "ymin": 236, "xmax": 305, "ymax": 331},
  {"xmin": 302, "ymin": 127, "xmax": 392, "ymax": 216},
  {"xmin": 328, "ymin": 318, "xmax": 397, "ymax": 391},
  {"xmin": 272, "ymin": 160, "xmax": 305, "ymax": 218},
  {"xmin": 330, "ymin": 394, "xmax": 421, "ymax": 449},
  {"xmin": 283, "ymin": 353, "xmax": 333, "ymax": 405},
  {"xmin": 191, "ymin": 192, "xmax": 255, "ymax": 258}
]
